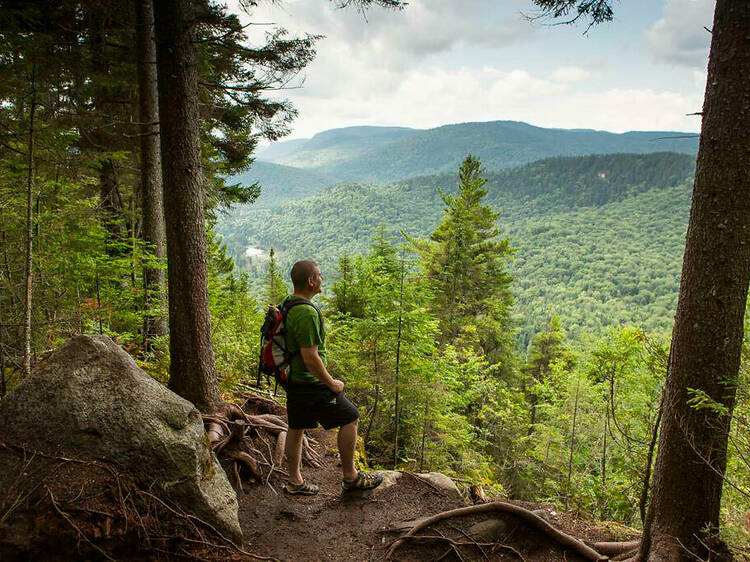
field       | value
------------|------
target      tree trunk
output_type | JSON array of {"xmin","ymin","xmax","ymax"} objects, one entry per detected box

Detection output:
[
  {"xmin": 23, "ymin": 66, "xmax": 37, "ymax": 379},
  {"xmin": 136, "ymin": 0, "xmax": 167, "ymax": 349},
  {"xmin": 640, "ymin": 2, "xmax": 750, "ymax": 559},
  {"xmin": 90, "ymin": 7, "xmax": 125, "ymax": 248},
  {"xmin": 565, "ymin": 374, "xmax": 581, "ymax": 511},
  {"xmin": 153, "ymin": 0, "xmax": 219, "ymax": 411},
  {"xmin": 99, "ymin": 158, "xmax": 125, "ymax": 248},
  {"xmin": 393, "ymin": 257, "xmax": 405, "ymax": 469}
]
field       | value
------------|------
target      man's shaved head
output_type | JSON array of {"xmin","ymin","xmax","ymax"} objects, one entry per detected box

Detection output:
[{"xmin": 291, "ymin": 260, "xmax": 319, "ymax": 290}]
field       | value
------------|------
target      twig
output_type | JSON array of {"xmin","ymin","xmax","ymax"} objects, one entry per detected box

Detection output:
[
  {"xmin": 135, "ymin": 489, "xmax": 243, "ymax": 552},
  {"xmin": 447, "ymin": 522, "xmax": 489, "ymax": 561},
  {"xmin": 46, "ymin": 486, "xmax": 116, "ymax": 561},
  {"xmin": 399, "ymin": 471, "xmax": 447, "ymax": 496},
  {"xmin": 434, "ymin": 527, "xmax": 466, "ymax": 562}
]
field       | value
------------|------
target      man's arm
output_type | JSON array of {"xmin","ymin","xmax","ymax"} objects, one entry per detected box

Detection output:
[{"xmin": 299, "ymin": 345, "xmax": 344, "ymax": 393}]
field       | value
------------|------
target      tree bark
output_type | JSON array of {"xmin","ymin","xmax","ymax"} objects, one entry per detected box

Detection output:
[
  {"xmin": 90, "ymin": 6, "xmax": 125, "ymax": 248},
  {"xmin": 153, "ymin": 0, "xmax": 219, "ymax": 411},
  {"xmin": 639, "ymin": 2, "xmax": 750, "ymax": 560},
  {"xmin": 136, "ymin": 0, "xmax": 167, "ymax": 349},
  {"xmin": 23, "ymin": 66, "xmax": 37, "ymax": 379}
]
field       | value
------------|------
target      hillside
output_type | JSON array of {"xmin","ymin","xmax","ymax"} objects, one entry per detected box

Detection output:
[
  {"xmin": 247, "ymin": 121, "xmax": 699, "ymax": 189},
  {"xmin": 264, "ymin": 125, "xmax": 418, "ymax": 169},
  {"xmin": 230, "ymin": 161, "xmax": 335, "ymax": 207},
  {"xmin": 216, "ymin": 152, "xmax": 695, "ymax": 345}
]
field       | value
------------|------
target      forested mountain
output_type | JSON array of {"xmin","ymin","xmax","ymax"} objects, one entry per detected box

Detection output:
[
  {"xmin": 264, "ymin": 125, "xmax": 417, "ymax": 169},
  {"xmin": 249, "ymin": 120, "xmax": 699, "ymax": 187},
  {"xmin": 230, "ymin": 161, "xmax": 335, "ymax": 207},
  {"xmin": 217, "ymin": 152, "xmax": 695, "ymax": 345}
]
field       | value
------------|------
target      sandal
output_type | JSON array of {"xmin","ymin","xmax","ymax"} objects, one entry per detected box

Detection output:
[
  {"xmin": 284, "ymin": 480, "xmax": 320, "ymax": 496},
  {"xmin": 343, "ymin": 471, "xmax": 384, "ymax": 491}
]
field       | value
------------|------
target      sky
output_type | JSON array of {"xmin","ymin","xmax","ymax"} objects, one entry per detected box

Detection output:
[{"xmin": 231, "ymin": 0, "xmax": 714, "ymax": 140}]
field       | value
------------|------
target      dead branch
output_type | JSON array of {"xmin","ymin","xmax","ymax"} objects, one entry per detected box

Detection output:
[
  {"xmin": 399, "ymin": 471, "xmax": 447, "ymax": 496},
  {"xmin": 386, "ymin": 501, "xmax": 607, "ymax": 561},
  {"xmin": 46, "ymin": 486, "xmax": 116, "ymax": 562}
]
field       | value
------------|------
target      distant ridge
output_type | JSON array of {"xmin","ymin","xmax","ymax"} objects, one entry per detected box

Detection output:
[
  {"xmin": 248, "ymin": 120, "xmax": 699, "ymax": 189},
  {"xmin": 217, "ymin": 151, "xmax": 695, "ymax": 343}
]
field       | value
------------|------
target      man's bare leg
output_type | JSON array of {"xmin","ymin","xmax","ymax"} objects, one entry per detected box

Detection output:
[
  {"xmin": 338, "ymin": 419, "xmax": 359, "ymax": 482},
  {"xmin": 285, "ymin": 428, "xmax": 305, "ymax": 485}
]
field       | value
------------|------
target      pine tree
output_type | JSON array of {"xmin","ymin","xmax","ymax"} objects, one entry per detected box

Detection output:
[
  {"xmin": 264, "ymin": 248, "xmax": 287, "ymax": 306},
  {"xmin": 411, "ymin": 154, "xmax": 514, "ymax": 368},
  {"xmin": 523, "ymin": 316, "xmax": 564, "ymax": 432}
]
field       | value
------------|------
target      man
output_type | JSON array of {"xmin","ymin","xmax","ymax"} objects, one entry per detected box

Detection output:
[{"xmin": 282, "ymin": 260, "xmax": 383, "ymax": 495}]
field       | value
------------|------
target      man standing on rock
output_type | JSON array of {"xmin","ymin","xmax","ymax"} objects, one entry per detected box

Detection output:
[{"xmin": 282, "ymin": 260, "xmax": 383, "ymax": 495}]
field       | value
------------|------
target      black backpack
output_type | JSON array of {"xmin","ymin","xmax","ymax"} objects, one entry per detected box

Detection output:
[{"xmin": 256, "ymin": 298, "xmax": 323, "ymax": 394}]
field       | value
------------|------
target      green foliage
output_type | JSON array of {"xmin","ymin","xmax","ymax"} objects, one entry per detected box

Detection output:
[
  {"xmin": 218, "ymin": 152, "xmax": 694, "ymax": 346},
  {"xmin": 264, "ymin": 248, "xmax": 288, "ymax": 306},
  {"xmin": 409, "ymin": 155, "xmax": 514, "ymax": 369},
  {"xmin": 525, "ymin": 327, "xmax": 666, "ymax": 523},
  {"xmin": 255, "ymin": 121, "xmax": 698, "ymax": 186}
]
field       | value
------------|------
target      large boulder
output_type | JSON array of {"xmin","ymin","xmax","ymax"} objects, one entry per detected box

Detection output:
[{"xmin": 0, "ymin": 335, "xmax": 241, "ymax": 543}]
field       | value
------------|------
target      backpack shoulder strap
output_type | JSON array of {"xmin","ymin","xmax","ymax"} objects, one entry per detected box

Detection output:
[{"xmin": 282, "ymin": 298, "xmax": 323, "ymax": 329}]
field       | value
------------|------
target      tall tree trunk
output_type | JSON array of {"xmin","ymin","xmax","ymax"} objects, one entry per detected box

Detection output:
[
  {"xmin": 364, "ymin": 347, "xmax": 380, "ymax": 446},
  {"xmin": 90, "ymin": 6, "xmax": 125, "ymax": 248},
  {"xmin": 565, "ymin": 374, "xmax": 581, "ymax": 511},
  {"xmin": 638, "ymin": 394, "xmax": 663, "ymax": 525},
  {"xmin": 99, "ymin": 158, "xmax": 124, "ymax": 248},
  {"xmin": 0, "ymin": 344, "xmax": 5, "ymax": 397},
  {"xmin": 419, "ymin": 403, "xmax": 429, "ymax": 472},
  {"xmin": 393, "ymin": 257, "xmax": 405, "ymax": 469},
  {"xmin": 600, "ymin": 404, "xmax": 608, "ymax": 520},
  {"xmin": 136, "ymin": 0, "xmax": 167, "ymax": 349},
  {"xmin": 153, "ymin": 0, "xmax": 219, "ymax": 411},
  {"xmin": 23, "ymin": 66, "xmax": 37, "ymax": 379},
  {"xmin": 640, "ymin": 2, "xmax": 750, "ymax": 559}
]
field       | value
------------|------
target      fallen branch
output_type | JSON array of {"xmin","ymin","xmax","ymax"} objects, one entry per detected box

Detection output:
[
  {"xmin": 46, "ymin": 486, "xmax": 116, "ymax": 562},
  {"xmin": 385, "ymin": 501, "xmax": 606, "ymax": 561},
  {"xmin": 399, "ymin": 471, "xmax": 447, "ymax": 496}
]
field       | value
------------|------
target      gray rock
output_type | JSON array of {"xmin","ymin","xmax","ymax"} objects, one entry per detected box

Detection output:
[
  {"xmin": 0, "ymin": 335, "xmax": 241, "ymax": 543},
  {"xmin": 420, "ymin": 472, "xmax": 462, "ymax": 499},
  {"xmin": 467, "ymin": 518, "xmax": 509, "ymax": 541}
]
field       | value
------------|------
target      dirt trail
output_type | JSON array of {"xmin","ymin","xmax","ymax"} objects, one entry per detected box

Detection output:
[{"xmin": 236, "ymin": 429, "xmax": 638, "ymax": 561}]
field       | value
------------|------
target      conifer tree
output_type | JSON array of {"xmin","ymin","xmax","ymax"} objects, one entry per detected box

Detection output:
[
  {"xmin": 523, "ymin": 316, "xmax": 564, "ymax": 432},
  {"xmin": 411, "ymin": 155, "xmax": 514, "ymax": 368},
  {"xmin": 264, "ymin": 248, "xmax": 287, "ymax": 306}
]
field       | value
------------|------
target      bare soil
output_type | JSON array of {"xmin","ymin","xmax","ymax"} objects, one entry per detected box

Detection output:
[
  {"xmin": 0, "ymin": 395, "xmax": 640, "ymax": 561},
  {"xmin": 237, "ymin": 429, "xmax": 640, "ymax": 562}
]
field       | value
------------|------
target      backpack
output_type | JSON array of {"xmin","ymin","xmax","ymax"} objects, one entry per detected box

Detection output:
[{"xmin": 256, "ymin": 298, "xmax": 323, "ymax": 394}]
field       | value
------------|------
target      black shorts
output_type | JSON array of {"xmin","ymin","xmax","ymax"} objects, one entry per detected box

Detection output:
[{"xmin": 286, "ymin": 382, "xmax": 360, "ymax": 430}]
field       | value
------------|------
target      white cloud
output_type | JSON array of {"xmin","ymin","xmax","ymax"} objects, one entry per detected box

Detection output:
[
  {"xmin": 551, "ymin": 66, "xmax": 592, "ymax": 83},
  {"xmin": 280, "ymin": 66, "xmax": 702, "ymax": 137},
  {"xmin": 225, "ymin": 2, "xmax": 706, "ymax": 140},
  {"xmin": 645, "ymin": 0, "xmax": 713, "ymax": 68},
  {"xmin": 242, "ymin": 0, "xmax": 536, "ymax": 66}
]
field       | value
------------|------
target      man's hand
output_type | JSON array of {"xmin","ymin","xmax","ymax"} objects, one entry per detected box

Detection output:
[{"xmin": 329, "ymin": 379, "xmax": 345, "ymax": 394}]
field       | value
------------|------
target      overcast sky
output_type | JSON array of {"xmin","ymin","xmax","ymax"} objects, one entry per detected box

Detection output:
[{"xmin": 231, "ymin": 0, "xmax": 714, "ymax": 140}]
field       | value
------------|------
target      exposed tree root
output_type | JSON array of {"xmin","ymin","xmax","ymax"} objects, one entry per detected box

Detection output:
[
  {"xmin": 594, "ymin": 540, "xmax": 641, "ymax": 557},
  {"xmin": 386, "ymin": 501, "xmax": 609, "ymax": 561},
  {"xmin": 204, "ymin": 394, "xmax": 321, "ymax": 494}
]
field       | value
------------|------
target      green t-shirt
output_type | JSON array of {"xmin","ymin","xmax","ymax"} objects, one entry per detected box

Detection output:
[{"xmin": 284, "ymin": 296, "xmax": 326, "ymax": 385}]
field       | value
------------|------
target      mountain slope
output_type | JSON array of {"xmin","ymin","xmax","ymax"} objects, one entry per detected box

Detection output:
[
  {"xmin": 248, "ymin": 121, "xmax": 699, "ymax": 187},
  {"xmin": 230, "ymin": 161, "xmax": 335, "ymax": 207},
  {"xmin": 269, "ymin": 125, "xmax": 419, "ymax": 169},
  {"xmin": 217, "ymin": 152, "xmax": 694, "ymax": 344}
]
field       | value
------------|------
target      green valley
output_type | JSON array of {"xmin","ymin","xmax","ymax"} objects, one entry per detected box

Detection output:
[{"xmin": 217, "ymin": 151, "xmax": 695, "ymax": 345}]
